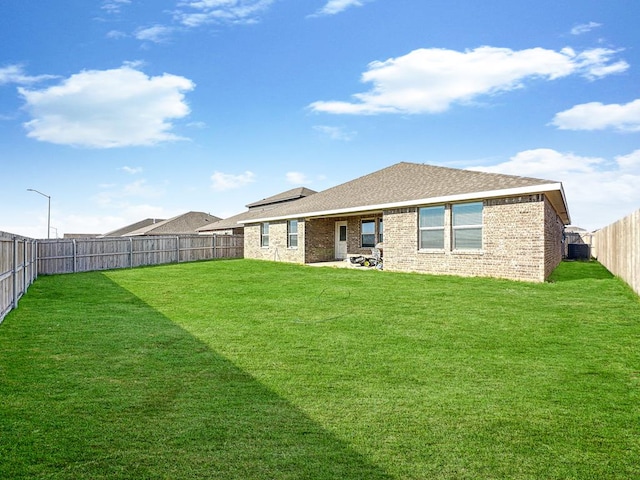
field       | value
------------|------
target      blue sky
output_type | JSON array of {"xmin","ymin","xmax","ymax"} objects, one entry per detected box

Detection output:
[{"xmin": 1, "ymin": 0, "xmax": 639, "ymax": 237}]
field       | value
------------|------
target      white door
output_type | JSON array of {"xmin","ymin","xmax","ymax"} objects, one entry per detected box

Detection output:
[{"xmin": 335, "ymin": 221, "xmax": 348, "ymax": 260}]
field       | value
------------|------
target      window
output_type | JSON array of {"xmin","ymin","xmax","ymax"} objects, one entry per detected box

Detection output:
[
  {"xmin": 419, "ymin": 206, "xmax": 445, "ymax": 249},
  {"xmin": 378, "ymin": 218, "xmax": 383, "ymax": 243},
  {"xmin": 288, "ymin": 220, "xmax": 298, "ymax": 248},
  {"xmin": 453, "ymin": 202, "xmax": 483, "ymax": 250},
  {"xmin": 361, "ymin": 220, "xmax": 376, "ymax": 247},
  {"xmin": 339, "ymin": 224, "xmax": 347, "ymax": 242},
  {"xmin": 261, "ymin": 222, "xmax": 269, "ymax": 247}
]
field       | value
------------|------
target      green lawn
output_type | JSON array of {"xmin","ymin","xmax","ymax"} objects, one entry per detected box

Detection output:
[{"xmin": 1, "ymin": 259, "xmax": 638, "ymax": 479}]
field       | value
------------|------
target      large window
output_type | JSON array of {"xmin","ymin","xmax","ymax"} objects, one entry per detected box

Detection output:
[
  {"xmin": 361, "ymin": 218, "xmax": 383, "ymax": 247},
  {"xmin": 419, "ymin": 206, "xmax": 445, "ymax": 249},
  {"xmin": 452, "ymin": 202, "xmax": 483, "ymax": 250},
  {"xmin": 261, "ymin": 222, "xmax": 269, "ymax": 247},
  {"xmin": 288, "ymin": 220, "xmax": 298, "ymax": 248}
]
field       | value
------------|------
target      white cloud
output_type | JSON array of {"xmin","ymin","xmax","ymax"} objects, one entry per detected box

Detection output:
[
  {"xmin": 310, "ymin": 46, "xmax": 628, "ymax": 115},
  {"xmin": 18, "ymin": 66, "xmax": 195, "ymax": 148},
  {"xmin": 551, "ymin": 99, "xmax": 640, "ymax": 132},
  {"xmin": 210, "ymin": 171, "xmax": 256, "ymax": 191},
  {"xmin": 121, "ymin": 166, "xmax": 143, "ymax": 174},
  {"xmin": 286, "ymin": 172, "xmax": 310, "ymax": 184},
  {"xmin": 571, "ymin": 22, "xmax": 602, "ymax": 35},
  {"xmin": 0, "ymin": 64, "xmax": 57, "ymax": 86},
  {"xmin": 187, "ymin": 121, "xmax": 207, "ymax": 129},
  {"xmin": 102, "ymin": 0, "xmax": 131, "ymax": 14},
  {"xmin": 85, "ymin": 179, "xmax": 173, "ymax": 235},
  {"xmin": 174, "ymin": 0, "xmax": 275, "ymax": 27},
  {"xmin": 313, "ymin": 125, "xmax": 356, "ymax": 141},
  {"xmin": 312, "ymin": 0, "xmax": 364, "ymax": 16},
  {"xmin": 468, "ymin": 148, "xmax": 640, "ymax": 230},
  {"xmin": 135, "ymin": 25, "xmax": 175, "ymax": 43},
  {"xmin": 616, "ymin": 150, "xmax": 640, "ymax": 174},
  {"xmin": 106, "ymin": 30, "xmax": 128, "ymax": 39},
  {"xmin": 96, "ymin": 179, "xmax": 166, "ymax": 208}
]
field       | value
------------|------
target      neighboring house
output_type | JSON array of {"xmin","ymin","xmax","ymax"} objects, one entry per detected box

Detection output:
[
  {"xmin": 241, "ymin": 162, "xmax": 571, "ymax": 282},
  {"xmin": 196, "ymin": 187, "xmax": 317, "ymax": 235},
  {"xmin": 102, "ymin": 212, "xmax": 221, "ymax": 237},
  {"xmin": 100, "ymin": 218, "xmax": 166, "ymax": 238}
]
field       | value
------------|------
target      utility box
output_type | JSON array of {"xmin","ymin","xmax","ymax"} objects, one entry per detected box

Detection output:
[{"xmin": 567, "ymin": 243, "xmax": 590, "ymax": 260}]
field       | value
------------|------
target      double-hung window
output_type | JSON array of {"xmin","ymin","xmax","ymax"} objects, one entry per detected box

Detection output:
[
  {"xmin": 287, "ymin": 220, "xmax": 298, "ymax": 248},
  {"xmin": 261, "ymin": 222, "xmax": 269, "ymax": 247},
  {"xmin": 419, "ymin": 206, "xmax": 445, "ymax": 249},
  {"xmin": 361, "ymin": 219, "xmax": 380, "ymax": 247},
  {"xmin": 452, "ymin": 202, "xmax": 483, "ymax": 250}
]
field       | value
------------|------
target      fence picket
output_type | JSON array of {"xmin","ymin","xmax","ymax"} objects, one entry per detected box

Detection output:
[
  {"xmin": 0, "ymin": 233, "xmax": 38, "ymax": 324},
  {"xmin": 0, "ymin": 233, "xmax": 243, "ymax": 323},
  {"xmin": 593, "ymin": 209, "xmax": 640, "ymax": 296}
]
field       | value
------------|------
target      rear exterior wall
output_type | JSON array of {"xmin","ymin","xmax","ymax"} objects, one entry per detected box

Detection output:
[
  {"xmin": 244, "ymin": 220, "xmax": 305, "ymax": 264},
  {"xmin": 383, "ymin": 195, "xmax": 561, "ymax": 282},
  {"xmin": 243, "ymin": 195, "xmax": 564, "ymax": 282}
]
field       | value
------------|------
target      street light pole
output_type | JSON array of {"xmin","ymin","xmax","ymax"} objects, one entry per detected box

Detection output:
[{"xmin": 27, "ymin": 188, "xmax": 51, "ymax": 239}]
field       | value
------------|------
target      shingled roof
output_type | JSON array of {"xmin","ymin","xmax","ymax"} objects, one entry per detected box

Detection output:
[
  {"xmin": 242, "ymin": 162, "xmax": 570, "ymax": 224},
  {"xmin": 197, "ymin": 187, "xmax": 317, "ymax": 232},
  {"xmin": 123, "ymin": 211, "xmax": 221, "ymax": 236},
  {"xmin": 100, "ymin": 218, "xmax": 166, "ymax": 237},
  {"xmin": 245, "ymin": 187, "xmax": 317, "ymax": 209}
]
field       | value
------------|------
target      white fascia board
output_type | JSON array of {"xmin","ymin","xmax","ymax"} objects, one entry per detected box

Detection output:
[{"xmin": 239, "ymin": 183, "xmax": 565, "ymax": 224}]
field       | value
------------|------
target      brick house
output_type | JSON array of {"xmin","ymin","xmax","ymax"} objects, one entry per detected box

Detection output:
[{"xmin": 242, "ymin": 162, "xmax": 571, "ymax": 282}]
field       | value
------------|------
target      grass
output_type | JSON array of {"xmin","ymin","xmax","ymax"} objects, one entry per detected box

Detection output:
[{"xmin": 0, "ymin": 259, "xmax": 638, "ymax": 479}]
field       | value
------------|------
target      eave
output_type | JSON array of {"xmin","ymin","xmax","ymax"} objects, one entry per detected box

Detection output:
[{"xmin": 239, "ymin": 183, "xmax": 571, "ymax": 225}]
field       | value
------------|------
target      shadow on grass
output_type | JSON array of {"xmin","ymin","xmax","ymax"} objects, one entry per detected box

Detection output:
[
  {"xmin": 0, "ymin": 273, "xmax": 391, "ymax": 480},
  {"xmin": 549, "ymin": 260, "xmax": 614, "ymax": 282}
]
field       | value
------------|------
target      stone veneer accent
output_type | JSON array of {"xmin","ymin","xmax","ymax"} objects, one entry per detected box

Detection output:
[{"xmin": 244, "ymin": 195, "xmax": 563, "ymax": 282}]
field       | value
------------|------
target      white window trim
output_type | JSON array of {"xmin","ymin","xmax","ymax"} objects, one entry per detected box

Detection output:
[
  {"xmin": 418, "ymin": 206, "xmax": 446, "ymax": 251},
  {"xmin": 287, "ymin": 220, "xmax": 298, "ymax": 249},
  {"xmin": 452, "ymin": 202, "xmax": 483, "ymax": 251},
  {"xmin": 261, "ymin": 222, "xmax": 269, "ymax": 248}
]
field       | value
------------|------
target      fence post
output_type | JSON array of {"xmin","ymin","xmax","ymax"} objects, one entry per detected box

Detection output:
[
  {"xmin": 72, "ymin": 239, "xmax": 77, "ymax": 273},
  {"xmin": 12, "ymin": 237, "xmax": 18, "ymax": 311},
  {"xmin": 22, "ymin": 238, "xmax": 27, "ymax": 293},
  {"xmin": 176, "ymin": 236, "xmax": 180, "ymax": 263},
  {"xmin": 129, "ymin": 237, "xmax": 133, "ymax": 268}
]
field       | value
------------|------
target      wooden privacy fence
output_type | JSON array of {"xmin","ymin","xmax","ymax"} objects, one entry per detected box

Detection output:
[
  {"xmin": 0, "ymin": 233, "xmax": 243, "ymax": 322},
  {"xmin": 593, "ymin": 208, "xmax": 640, "ymax": 296},
  {"xmin": 37, "ymin": 235, "xmax": 244, "ymax": 275},
  {"xmin": 0, "ymin": 232, "xmax": 38, "ymax": 324}
]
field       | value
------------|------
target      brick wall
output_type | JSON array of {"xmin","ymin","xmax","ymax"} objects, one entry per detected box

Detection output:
[
  {"xmin": 244, "ymin": 195, "xmax": 564, "ymax": 282},
  {"xmin": 303, "ymin": 215, "xmax": 383, "ymax": 262},
  {"xmin": 244, "ymin": 220, "xmax": 305, "ymax": 263},
  {"xmin": 305, "ymin": 218, "xmax": 335, "ymax": 263},
  {"xmin": 544, "ymin": 197, "xmax": 565, "ymax": 279},
  {"xmin": 384, "ymin": 195, "xmax": 560, "ymax": 282}
]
